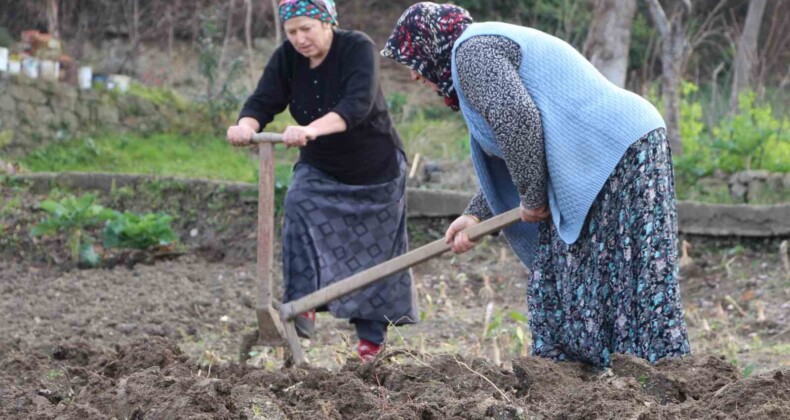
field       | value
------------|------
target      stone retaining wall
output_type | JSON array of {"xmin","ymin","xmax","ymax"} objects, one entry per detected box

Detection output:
[
  {"xmin": 0, "ymin": 76, "xmax": 203, "ymax": 157},
  {"xmin": 13, "ymin": 172, "xmax": 790, "ymax": 238}
]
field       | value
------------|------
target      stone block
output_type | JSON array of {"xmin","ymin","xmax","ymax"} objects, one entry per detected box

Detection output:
[
  {"xmin": 0, "ymin": 92, "xmax": 16, "ymax": 113},
  {"xmin": 10, "ymin": 83, "xmax": 47, "ymax": 105},
  {"xmin": 96, "ymin": 104, "xmax": 120, "ymax": 126}
]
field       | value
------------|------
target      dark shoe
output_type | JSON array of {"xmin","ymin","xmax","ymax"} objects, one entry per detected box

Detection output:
[
  {"xmin": 357, "ymin": 339, "xmax": 383, "ymax": 362},
  {"xmin": 294, "ymin": 310, "xmax": 315, "ymax": 339}
]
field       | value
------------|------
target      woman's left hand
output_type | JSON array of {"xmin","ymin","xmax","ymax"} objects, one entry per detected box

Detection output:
[
  {"xmin": 520, "ymin": 204, "xmax": 551, "ymax": 223},
  {"xmin": 282, "ymin": 126, "xmax": 318, "ymax": 148}
]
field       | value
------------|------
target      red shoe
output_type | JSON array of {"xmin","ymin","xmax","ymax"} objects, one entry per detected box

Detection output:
[
  {"xmin": 357, "ymin": 339, "xmax": 383, "ymax": 362},
  {"xmin": 294, "ymin": 310, "xmax": 315, "ymax": 339}
]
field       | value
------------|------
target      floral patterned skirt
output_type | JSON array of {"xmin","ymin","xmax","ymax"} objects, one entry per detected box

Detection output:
[{"xmin": 528, "ymin": 128, "xmax": 691, "ymax": 367}]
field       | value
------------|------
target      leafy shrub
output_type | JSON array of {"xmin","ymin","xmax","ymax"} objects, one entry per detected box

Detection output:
[
  {"xmin": 103, "ymin": 211, "xmax": 176, "ymax": 250},
  {"xmin": 657, "ymin": 84, "xmax": 789, "ymax": 192},
  {"xmin": 672, "ymin": 82, "xmax": 715, "ymax": 185},
  {"xmin": 31, "ymin": 193, "xmax": 116, "ymax": 266},
  {"xmin": 128, "ymin": 82, "xmax": 191, "ymax": 113},
  {"xmin": 711, "ymin": 92, "xmax": 789, "ymax": 173},
  {"xmin": 387, "ymin": 92, "xmax": 408, "ymax": 120}
]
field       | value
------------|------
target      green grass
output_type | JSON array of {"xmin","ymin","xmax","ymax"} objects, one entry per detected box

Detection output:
[
  {"xmin": 393, "ymin": 105, "xmax": 470, "ymax": 161},
  {"xmin": 20, "ymin": 132, "xmax": 299, "ymax": 185},
  {"xmin": 17, "ymin": 102, "xmax": 474, "ymax": 189}
]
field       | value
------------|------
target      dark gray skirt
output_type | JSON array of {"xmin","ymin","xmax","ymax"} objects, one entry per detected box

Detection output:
[{"xmin": 281, "ymin": 153, "xmax": 416, "ymax": 325}]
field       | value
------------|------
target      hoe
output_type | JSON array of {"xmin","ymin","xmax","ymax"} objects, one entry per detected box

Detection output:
[{"xmin": 237, "ymin": 133, "xmax": 521, "ymax": 365}]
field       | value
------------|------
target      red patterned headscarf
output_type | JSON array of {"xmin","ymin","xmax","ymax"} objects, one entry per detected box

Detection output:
[{"xmin": 381, "ymin": 2, "xmax": 473, "ymax": 110}]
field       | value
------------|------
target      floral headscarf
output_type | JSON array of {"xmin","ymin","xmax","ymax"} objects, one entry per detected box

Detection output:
[
  {"xmin": 381, "ymin": 2, "xmax": 473, "ymax": 110},
  {"xmin": 278, "ymin": 0, "xmax": 338, "ymax": 25}
]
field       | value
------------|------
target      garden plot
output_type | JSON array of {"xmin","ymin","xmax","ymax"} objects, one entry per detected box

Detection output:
[{"xmin": 1, "ymin": 183, "xmax": 789, "ymax": 419}]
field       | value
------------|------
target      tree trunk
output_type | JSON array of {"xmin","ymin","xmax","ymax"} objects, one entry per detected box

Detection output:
[
  {"xmin": 271, "ymin": 0, "xmax": 282, "ymax": 45},
  {"xmin": 217, "ymin": 0, "xmax": 237, "ymax": 79},
  {"xmin": 661, "ymin": 22, "xmax": 686, "ymax": 156},
  {"xmin": 731, "ymin": 0, "xmax": 768, "ymax": 111},
  {"xmin": 644, "ymin": 0, "xmax": 690, "ymax": 156},
  {"xmin": 583, "ymin": 0, "xmax": 637, "ymax": 87},
  {"xmin": 245, "ymin": 0, "xmax": 256, "ymax": 89},
  {"xmin": 166, "ymin": 1, "xmax": 177, "ymax": 87},
  {"xmin": 46, "ymin": 0, "xmax": 59, "ymax": 38},
  {"xmin": 119, "ymin": 0, "xmax": 141, "ymax": 75}
]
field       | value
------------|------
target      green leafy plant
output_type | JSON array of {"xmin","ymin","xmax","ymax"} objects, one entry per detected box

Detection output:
[
  {"xmin": 387, "ymin": 92, "xmax": 409, "ymax": 121},
  {"xmin": 128, "ymin": 82, "xmax": 191, "ymax": 112},
  {"xmin": 103, "ymin": 211, "xmax": 176, "ymax": 250},
  {"xmin": 672, "ymin": 82, "xmax": 714, "ymax": 183},
  {"xmin": 711, "ymin": 91, "xmax": 790, "ymax": 173},
  {"xmin": 486, "ymin": 310, "xmax": 531, "ymax": 357},
  {"xmin": 31, "ymin": 193, "xmax": 116, "ymax": 266},
  {"xmin": 486, "ymin": 310, "xmax": 527, "ymax": 337}
]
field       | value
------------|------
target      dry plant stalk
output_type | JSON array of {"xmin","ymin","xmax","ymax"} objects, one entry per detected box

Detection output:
[
  {"xmin": 409, "ymin": 153, "xmax": 421, "ymax": 179},
  {"xmin": 754, "ymin": 300, "xmax": 766, "ymax": 322},
  {"xmin": 715, "ymin": 301, "xmax": 729, "ymax": 323},
  {"xmin": 385, "ymin": 321, "xmax": 432, "ymax": 368},
  {"xmin": 724, "ymin": 295, "xmax": 748, "ymax": 317},
  {"xmin": 483, "ymin": 302, "xmax": 494, "ymax": 339},
  {"xmin": 492, "ymin": 338, "xmax": 501, "ymax": 366},
  {"xmin": 723, "ymin": 256, "xmax": 737, "ymax": 279},
  {"xmin": 701, "ymin": 318, "xmax": 712, "ymax": 332},
  {"xmin": 478, "ymin": 274, "xmax": 495, "ymax": 302},
  {"xmin": 471, "ymin": 340, "xmax": 482, "ymax": 358},
  {"xmin": 452, "ymin": 355, "xmax": 511, "ymax": 403},
  {"xmin": 780, "ymin": 240, "xmax": 789, "ymax": 279},
  {"xmin": 439, "ymin": 281, "xmax": 452, "ymax": 311}
]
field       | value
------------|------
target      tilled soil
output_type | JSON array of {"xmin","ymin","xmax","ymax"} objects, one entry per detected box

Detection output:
[
  {"xmin": 3, "ymin": 177, "xmax": 790, "ymax": 418},
  {"xmin": 2, "ymin": 335, "xmax": 789, "ymax": 419},
  {"xmin": 2, "ymin": 249, "xmax": 790, "ymax": 419}
]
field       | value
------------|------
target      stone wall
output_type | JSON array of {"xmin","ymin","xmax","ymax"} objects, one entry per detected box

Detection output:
[
  {"xmin": 12, "ymin": 172, "xmax": 790, "ymax": 238},
  {"xmin": 728, "ymin": 171, "xmax": 790, "ymax": 203},
  {"xmin": 0, "ymin": 75, "xmax": 203, "ymax": 157}
]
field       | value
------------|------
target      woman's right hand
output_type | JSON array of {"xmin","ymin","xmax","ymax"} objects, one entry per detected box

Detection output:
[
  {"xmin": 226, "ymin": 124, "xmax": 256, "ymax": 146},
  {"xmin": 444, "ymin": 215, "xmax": 481, "ymax": 254}
]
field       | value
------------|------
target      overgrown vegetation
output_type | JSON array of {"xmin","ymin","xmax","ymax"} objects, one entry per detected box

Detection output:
[
  {"xmin": 30, "ymin": 193, "xmax": 116, "ymax": 266},
  {"xmin": 127, "ymin": 82, "xmax": 192, "ymax": 113},
  {"xmin": 197, "ymin": 4, "xmax": 247, "ymax": 130},
  {"xmin": 31, "ymin": 193, "xmax": 178, "ymax": 267},
  {"xmin": 15, "ymin": 85, "xmax": 790, "ymax": 205},
  {"xmin": 103, "ymin": 211, "xmax": 176, "ymax": 251},
  {"xmin": 643, "ymin": 82, "xmax": 789, "ymax": 203},
  {"xmin": 389, "ymin": 94, "xmax": 470, "ymax": 161},
  {"xmin": 673, "ymin": 85, "xmax": 790, "ymax": 179},
  {"xmin": 19, "ymin": 132, "xmax": 294, "ymax": 185}
]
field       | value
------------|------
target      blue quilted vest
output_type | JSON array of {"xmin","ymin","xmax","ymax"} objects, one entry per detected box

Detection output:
[{"xmin": 452, "ymin": 22, "xmax": 665, "ymax": 268}]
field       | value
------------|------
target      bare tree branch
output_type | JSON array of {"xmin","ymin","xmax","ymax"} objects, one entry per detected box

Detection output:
[
  {"xmin": 732, "ymin": 0, "xmax": 768, "ymax": 110},
  {"xmin": 46, "ymin": 0, "xmax": 59, "ymax": 38},
  {"xmin": 644, "ymin": 0, "xmax": 670, "ymax": 36},
  {"xmin": 270, "ymin": 0, "xmax": 282, "ymax": 45},
  {"xmin": 217, "ymin": 0, "xmax": 237, "ymax": 78},
  {"xmin": 244, "ymin": 0, "xmax": 256, "ymax": 89}
]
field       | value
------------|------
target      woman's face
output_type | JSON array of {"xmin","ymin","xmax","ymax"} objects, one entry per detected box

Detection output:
[
  {"xmin": 284, "ymin": 16, "xmax": 333, "ymax": 60},
  {"xmin": 410, "ymin": 69, "xmax": 439, "ymax": 93}
]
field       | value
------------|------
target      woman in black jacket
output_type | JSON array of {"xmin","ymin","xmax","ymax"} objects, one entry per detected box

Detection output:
[{"xmin": 226, "ymin": 0, "xmax": 415, "ymax": 362}]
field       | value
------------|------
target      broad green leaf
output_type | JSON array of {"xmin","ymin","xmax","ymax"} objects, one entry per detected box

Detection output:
[{"xmin": 79, "ymin": 240, "xmax": 100, "ymax": 268}]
